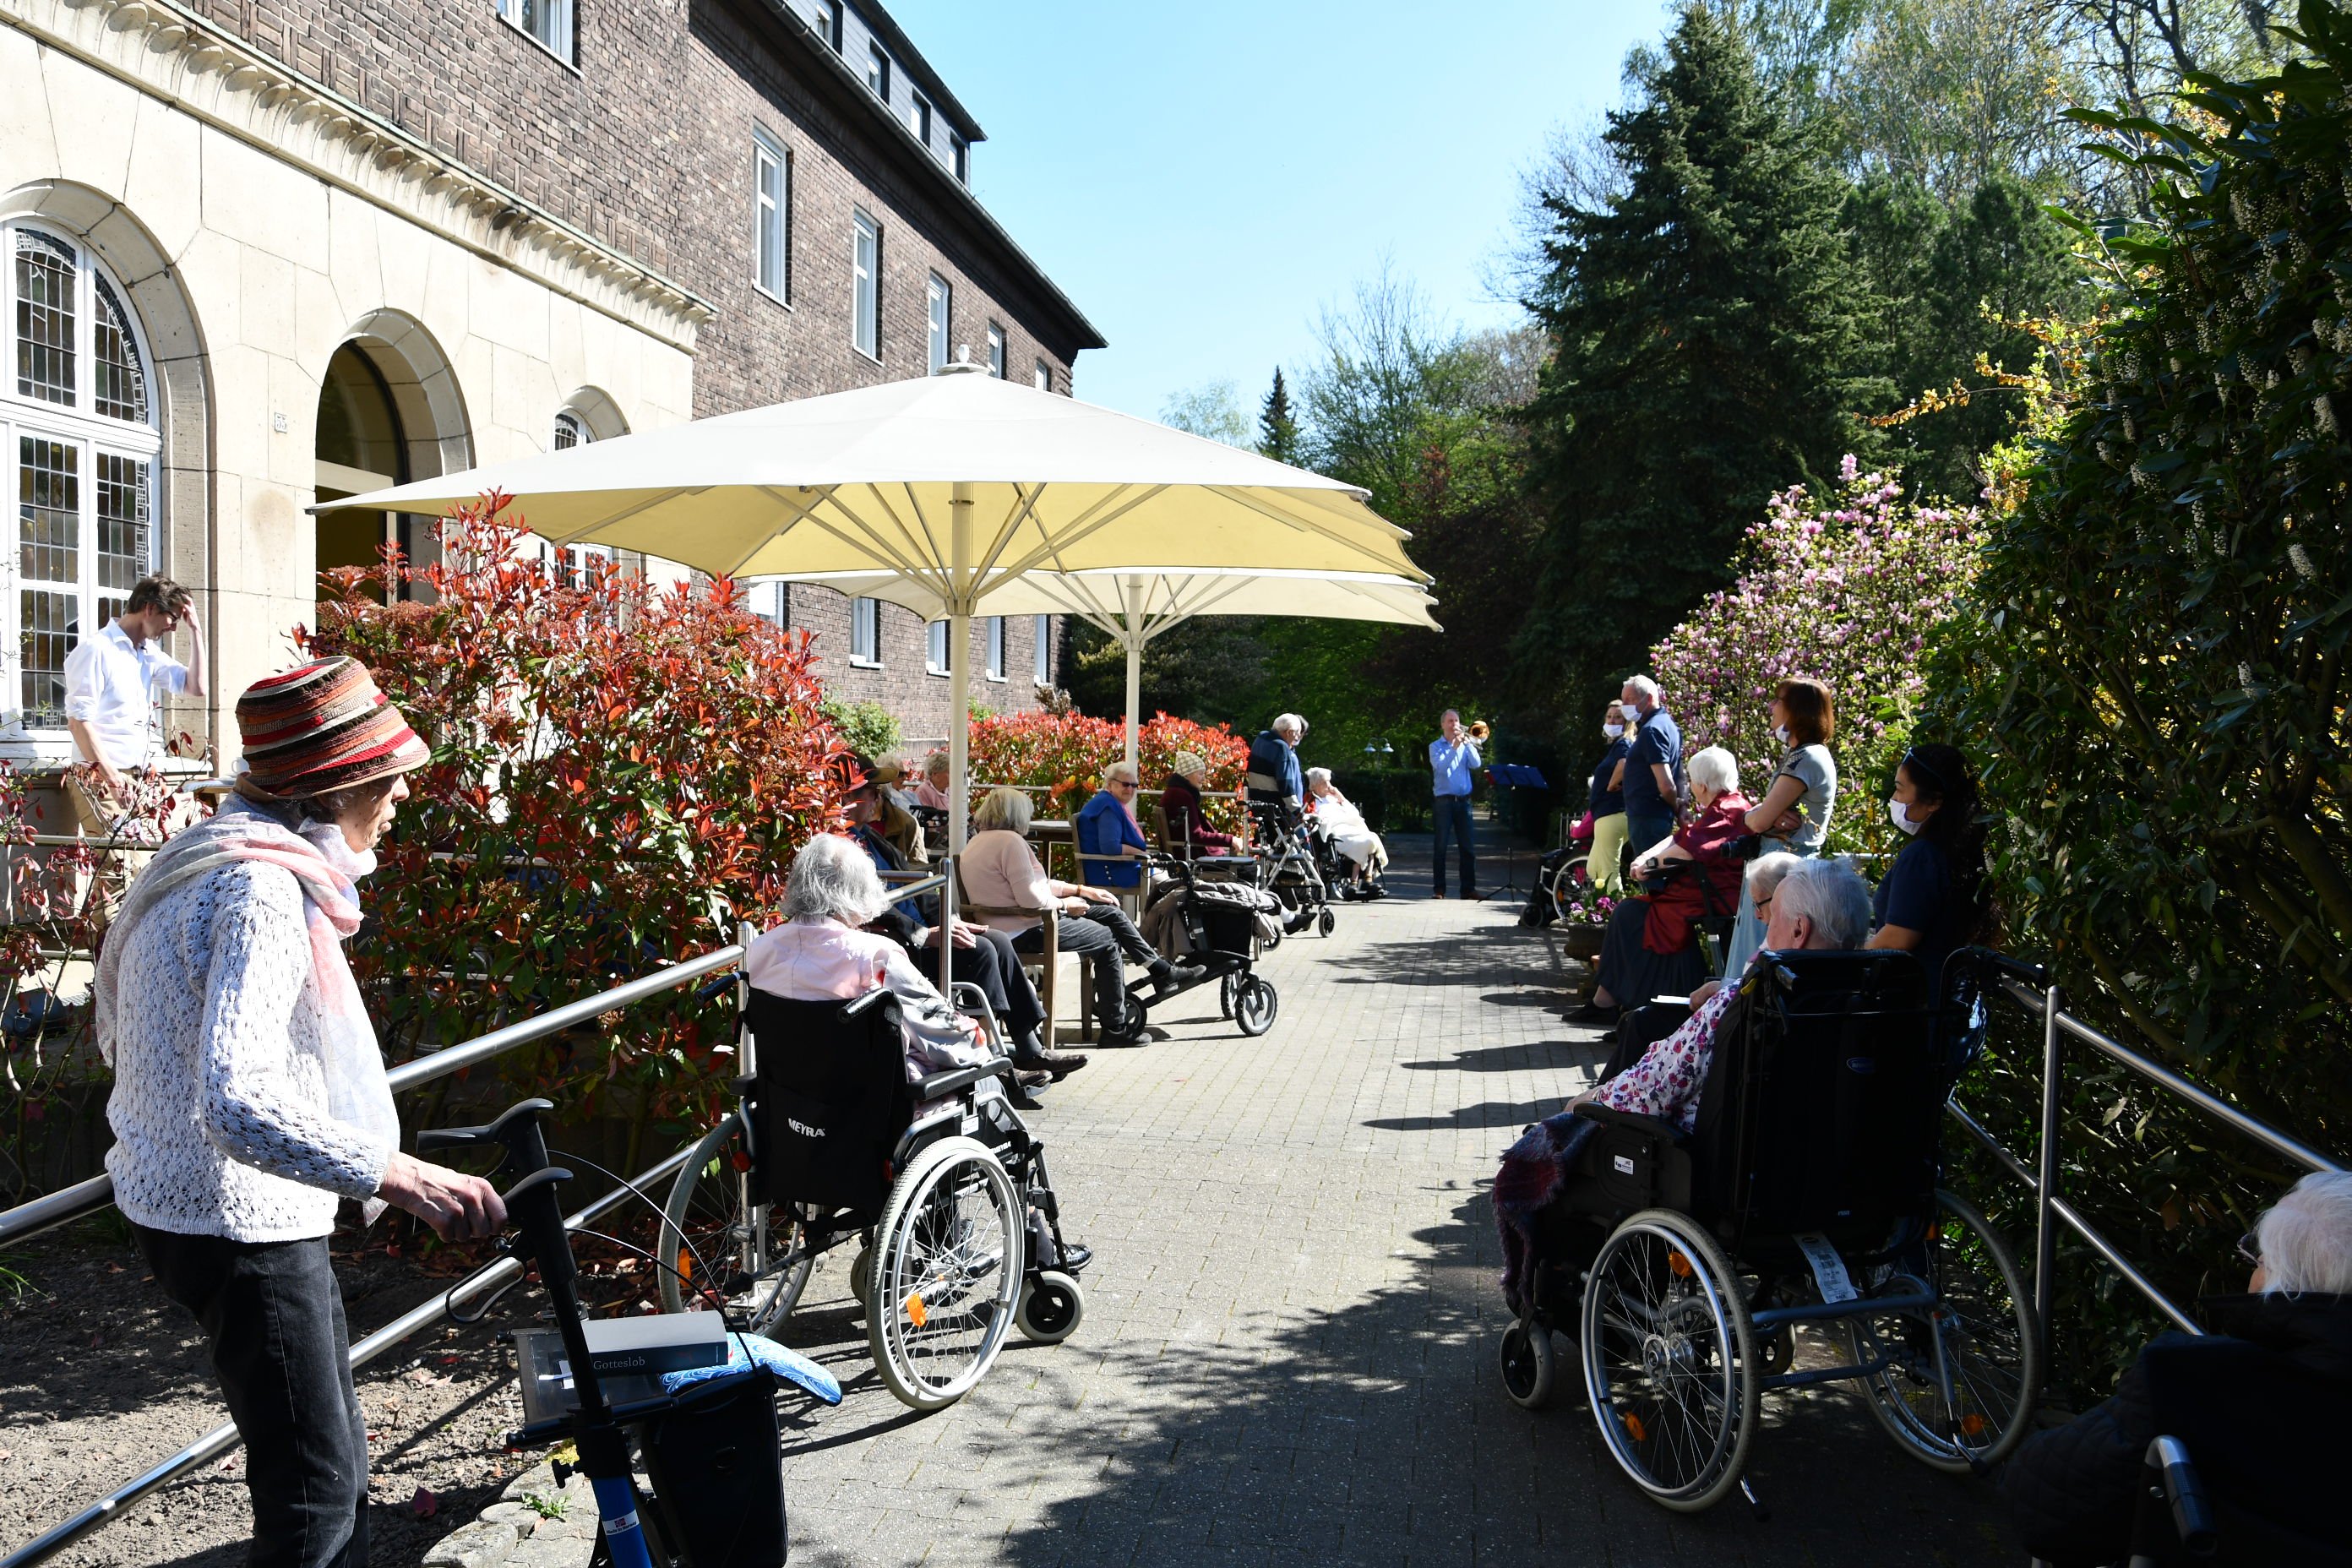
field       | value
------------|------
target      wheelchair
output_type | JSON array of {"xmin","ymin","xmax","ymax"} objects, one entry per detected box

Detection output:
[
  {"xmin": 1498, "ymin": 948, "xmax": 2040, "ymax": 1512},
  {"xmin": 657, "ymin": 977, "xmax": 1086, "ymax": 1412}
]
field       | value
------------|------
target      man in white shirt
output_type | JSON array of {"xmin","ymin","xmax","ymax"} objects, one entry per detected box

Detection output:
[{"xmin": 62, "ymin": 575, "xmax": 204, "ymax": 835}]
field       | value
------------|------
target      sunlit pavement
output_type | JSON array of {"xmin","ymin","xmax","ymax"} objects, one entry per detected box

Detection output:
[{"xmin": 768, "ymin": 834, "xmax": 2018, "ymax": 1566}]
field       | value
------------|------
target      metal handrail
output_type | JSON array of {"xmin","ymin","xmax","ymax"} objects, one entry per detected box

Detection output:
[{"xmin": 1947, "ymin": 969, "xmax": 2344, "ymax": 1346}]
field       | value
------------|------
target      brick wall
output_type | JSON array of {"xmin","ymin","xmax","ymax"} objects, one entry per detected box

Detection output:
[
  {"xmin": 173, "ymin": 0, "xmax": 1086, "ymax": 727},
  {"xmin": 787, "ymin": 585, "xmax": 1059, "ymax": 749}
]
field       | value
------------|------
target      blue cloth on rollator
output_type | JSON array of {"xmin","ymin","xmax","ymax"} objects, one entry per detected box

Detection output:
[{"xmin": 662, "ymin": 1331, "xmax": 842, "ymax": 1405}]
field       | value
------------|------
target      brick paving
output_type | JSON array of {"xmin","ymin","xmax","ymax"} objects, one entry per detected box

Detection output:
[{"xmin": 768, "ymin": 836, "xmax": 2020, "ymax": 1566}]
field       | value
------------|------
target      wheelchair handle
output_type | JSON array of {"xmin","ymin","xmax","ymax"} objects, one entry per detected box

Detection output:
[{"xmin": 2147, "ymin": 1435, "xmax": 2218, "ymax": 1556}]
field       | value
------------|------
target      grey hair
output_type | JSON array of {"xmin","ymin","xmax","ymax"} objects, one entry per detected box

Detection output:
[
  {"xmin": 1172, "ymin": 749, "xmax": 1206, "ymax": 779},
  {"xmin": 1304, "ymin": 766, "xmax": 1333, "ymax": 788},
  {"xmin": 972, "ymin": 785, "xmax": 1033, "ymax": 835},
  {"xmin": 1105, "ymin": 760, "xmax": 1140, "ymax": 785},
  {"xmin": 1625, "ymin": 674, "xmax": 1662, "ymax": 702},
  {"xmin": 1273, "ymin": 712, "xmax": 1307, "ymax": 738},
  {"xmin": 923, "ymin": 753, "xmax": 950, "ymax": 779},
  {"xmin": 1686, "ymin": 744, "xmax": 1740, "ymax": 797},
  {"xmin": 1745, "ymin": 851, "xmax": 1800, "ymax": 901},
  {"xmin": 783, "ymin": 833, "xmax": 890, "ymax": 924},
  {"xmin": 1771, "ymin": 856, "xmax": 1873, "ymax": 949},
  {"xmin": 2256, "ymin": 1170, "xmax": 2352, "ymax": 1296}
]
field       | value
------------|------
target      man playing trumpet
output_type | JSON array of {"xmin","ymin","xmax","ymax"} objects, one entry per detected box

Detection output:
[{"xmin": 1429, "ymin": 709, "xmax": 1483, "ymax": 899}]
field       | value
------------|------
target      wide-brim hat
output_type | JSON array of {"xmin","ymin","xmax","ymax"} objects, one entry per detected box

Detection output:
[{"xmin": 236, "ymin": 657, "xmax": 431, "ymax": 799}]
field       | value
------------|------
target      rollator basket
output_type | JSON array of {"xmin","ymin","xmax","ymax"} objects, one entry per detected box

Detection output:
[{"xmin": 640, "ymin": 1367, "xmax": 789, "ymax": 1568}]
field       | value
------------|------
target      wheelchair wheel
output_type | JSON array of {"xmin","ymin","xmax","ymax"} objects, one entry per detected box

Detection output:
[
  {"xmin": 1580, "ymin": 1208, "xmax": 1758, "ymax": 1512},
  {"xmin": 1498, "ymin": 1319, "xmax": 1558, "ymax": 1410},
  {"xmin": 849, "ymin": 1246, "xmax": 873, "ymax": 1304},
  {"xmin": 656, "ymin": 1111, "xmax": 813, "ymax": 1335},
  {"xmin": 1546, "ymin": 854, "xmax": 1592, "ymax": 922},
  {"xmin": 866, "ymin": 1135, "xmax": 1022, "ymax": 1411},
  {"xmin": 1847, "ymin": 1189, "xmax": 2041, "ymax": 1474},
  {"xmin": 1316, "ymin": 906, "xmax": 1337, "ymax": 937},
  {"xmin": 1233, "ymin": 975, "xmax": 1278, "ymax": 1037},
  {"xmin": 1015, "ymin": 1269, "xmax": 1086, "ymax": 1344}
]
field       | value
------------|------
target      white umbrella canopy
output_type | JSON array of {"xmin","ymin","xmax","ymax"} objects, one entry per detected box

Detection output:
[
  {"xmin": 332, "ymin": 363, "xmax": 1432, "ymax": 863},
  {"xmin": 797, "ymin": 566, "xmax": 1440, "ymax": 765}
]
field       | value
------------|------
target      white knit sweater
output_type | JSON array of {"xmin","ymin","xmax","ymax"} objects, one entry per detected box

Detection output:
[{"xmin": 104, "ymin": 860, "xmax": 395, "ymax": 1241}]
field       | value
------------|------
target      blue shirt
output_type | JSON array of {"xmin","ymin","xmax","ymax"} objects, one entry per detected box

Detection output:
[
  {"xmin": 1588, "ymin": 735, "xmax": 1630, "ymax": 816},
  {"xmin": 1429, "ymin": 734, "xmax": 1481, "ymax": 798},
  {"xmin": 1874, "ymin": 836, "xmax": 1958, "ymax": 995},
  {"xmin": 1075, "ymin": 789, "xmax": 1147, "ymax": 887},
  {"xmin": 1248, "ymin": 730, "xmax": 1303, "ymax": 802},
  {"xmin": 1622, "ymin": 708, "xmax": 1683, "ymax": 819}
]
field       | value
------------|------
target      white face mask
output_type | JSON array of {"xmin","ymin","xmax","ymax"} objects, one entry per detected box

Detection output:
[
  {"xmin": 1603, "ymin": 722, "xmax": 1625, "ymax": 739},
  {"xmin": 1772, "ymin": 724, "xmax": 1791, "ymax": 745},
  {"xmin": 1619, "ymin": 701, "xmax": 1642, "ymax": 722},
  {"xmin": 1886, "ymin": 796, "xmax": 1923, "ymax": 836}
]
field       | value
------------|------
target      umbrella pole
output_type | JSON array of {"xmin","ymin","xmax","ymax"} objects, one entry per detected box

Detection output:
[
  {"xmin": 1123, "ymin": 574, "xmax": 1143, "ymax": 768},
  {"xmin": 945, "ymin": 482, "xmax": 973, "ymax": 999}
]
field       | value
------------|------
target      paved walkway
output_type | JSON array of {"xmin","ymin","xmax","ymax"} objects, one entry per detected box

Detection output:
[{"xmin": 770, "ymin": 849, "xmax": 2019, "ymax": 1566}]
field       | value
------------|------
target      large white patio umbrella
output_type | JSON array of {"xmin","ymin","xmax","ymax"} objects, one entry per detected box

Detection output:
[
  {"xmin": 802, "ymin": 566, "xmax": 1440, "ymax": 765},
  {"xmin": 328, "ymin": 363, "xmax": 1430, "ymax": 864}
]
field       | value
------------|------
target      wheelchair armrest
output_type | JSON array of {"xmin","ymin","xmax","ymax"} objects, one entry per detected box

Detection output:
[
  {"xmin": 912, "ymin": 1055, "xmax": 1015, "ymax": 1102},
  {"xmin": 1571, "ymin": 1101, "xmax": 1688, "ymax": 1146}
]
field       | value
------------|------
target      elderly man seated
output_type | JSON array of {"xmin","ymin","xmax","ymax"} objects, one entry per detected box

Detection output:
[
  {"xmin": 748, "ymin": 835, "xmax": 1088, "ymax": 1270},
  {"xmin": 1495, "ymin": 858, "xmax": 1874, "ymax": 1313},
  {"xmin": 2004, "ymin": 1169, "xmax": 2352, "ymax": 1565},
  {"xmin": 1075, "ymin": 761, "xmax": 1152, "ymax": 892}
]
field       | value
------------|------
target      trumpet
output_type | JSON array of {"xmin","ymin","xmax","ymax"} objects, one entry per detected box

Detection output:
[{"xmin": 1467, "ymin": 719, "xmax": 1491, "ymax": 743}]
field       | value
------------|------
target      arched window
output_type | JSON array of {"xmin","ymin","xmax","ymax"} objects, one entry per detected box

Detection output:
[
  {"xmin": 2, "ymin": 223, "xmax": 160, "ymax": 732},
  {"xmin": 543, "ymin": 410, "xmax": 610, "ymax": 585}
]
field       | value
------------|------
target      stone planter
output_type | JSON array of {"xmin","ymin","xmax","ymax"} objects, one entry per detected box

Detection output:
[{"xmin": 1560, "ymin": 922, "xmax": 1606, "ymax": 962}]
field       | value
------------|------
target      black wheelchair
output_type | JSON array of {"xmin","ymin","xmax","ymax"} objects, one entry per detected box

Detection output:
[
  {"xmin": 1499, "ymin": 949, "xmax": 2041, "ymax": 1511},
  {"xmin": 656, "ymin": 979, "xmax": 1086, "ymax": 1411}
]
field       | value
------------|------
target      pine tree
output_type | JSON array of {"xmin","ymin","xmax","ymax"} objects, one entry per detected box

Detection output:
[
  {"xmin": 1257, "ymin": 368, "xmax": 1300, "ymax": 465},
  {"xmin": 1516, "ymin": 3, "xmax": 1886, "ymax": 724}
]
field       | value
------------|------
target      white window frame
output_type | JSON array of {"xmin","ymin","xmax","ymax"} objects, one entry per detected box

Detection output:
[
  {"xmin": 926, "ymin": 272, "xmax": 950, "ymax": 374},
  {"xmin": 1033, "ymin": 358, "xmax": 1052, "ymax": 392},
  {"xmin": 553, "ymin": 410, "xmax": 589, "ymax": 450},
  {"xmin": 1033, "ymin": 615, "xmax": 1051, "ymax": 684},
  {"xmin": 3, "ymin": 221, "xmax": 163, "ymax": 742},
  {"xmin": 496, "ymin": 0, "xmax": 575, "ymax": 65},
  {"xmin": 911, "ymin": 91, "xmax": 933, "ymax": 149},
  {"xmin": 925, "ymin": 619, "xmax": 949, "ymax": 676},
  {"xmin": 985, "ymin": 616, "xmax": 1006, "ymax": 682},
  {"xmin": 852, "ymin": 210, "xmax": 881, "ymax": 361},
  {"xmin": 750, "ymin": 580, "xmax": 785, "ymax": 624},
  {"xmin": 849, "ymin": 596, "xmax": 881, "ymax": 667},
  {"xmin": 986, "ymin": 323, "xmax": 1005, "ymax": 378},
  {"xmin": 753, "ymin": 128, "xmax": 789, "ymax": 303},
  {"xmin": 813, "ymin": 0, "xmax": 841, "ymax": 49},
  {"xmin": 951, "ymin": 135, "xmax": 970, "ymax": 184},
  {"xmin": 868, "ymin": 42, "xmax": 890, "ymax": 98}
]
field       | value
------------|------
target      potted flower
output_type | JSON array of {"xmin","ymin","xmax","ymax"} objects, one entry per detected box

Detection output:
[{"xmin": 1552, "ymin": 878, "xmax": 1616, "ymax": 962}]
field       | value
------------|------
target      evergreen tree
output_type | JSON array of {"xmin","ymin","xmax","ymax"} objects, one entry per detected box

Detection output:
[
  {"xmin": 1516, "ymin": 3, "xmax": 1886, "ymax": 726},
  {"xmin": 1258, "ymin": 368, "xmax": 1301, "ymax": 464}
]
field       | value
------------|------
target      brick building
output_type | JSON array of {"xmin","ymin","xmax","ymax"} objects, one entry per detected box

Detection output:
[{"xmin": 0, "ymin": 0, "xmax": 1101, "ymax": 765}]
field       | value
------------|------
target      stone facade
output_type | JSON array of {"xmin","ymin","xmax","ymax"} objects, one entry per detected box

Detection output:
[{"xmin": 0, "ymin": 0, "xmax": 1097, "ymax": 764}]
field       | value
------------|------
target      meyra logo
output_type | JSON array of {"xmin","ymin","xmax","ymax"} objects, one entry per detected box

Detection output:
[{"xmin": 787, "ymin": 1117, "xmax": 825, "ymax": 1138}]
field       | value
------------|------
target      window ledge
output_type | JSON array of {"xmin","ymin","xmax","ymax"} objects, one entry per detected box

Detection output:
[
  {"xmin": 985, "ymin": 673, "xmax": 1008, "ymax": 683},
  {"xmin": 852, "ymin": 346, "xmax": 883, "ymax": 366},
  {"xmin": 753, "ymin": 282, "xmax": 793, "ymax": 310},
  {"xmin": 498, "ymin": 14, "xmax": 582, "ymax": 74},
  {"xmin": 848, "ymin": 656, "xmax": 883, "ymax": 670},
  {"xmin": 925, "ymin": 666, "xmax": 950, "ymax": 678}
]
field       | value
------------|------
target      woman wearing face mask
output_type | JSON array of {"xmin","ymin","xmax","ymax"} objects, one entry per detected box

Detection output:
[
  {"xmin": 1866, "ymin": 742, "xmax": 1993, "ymax": 995},
  {"xmin": 1586, "ymin": 700, "xmax": 1634, "ymax": 894},
  {"xmin": 1715, "ymin": 679, "xmax": 1840, "ymax": 984}
]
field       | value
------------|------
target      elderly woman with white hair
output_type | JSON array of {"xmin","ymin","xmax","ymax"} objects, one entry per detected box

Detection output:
[
  {"xmin": 1305, "ymin": 767, "xmax": 1387, "ymax": 890},
  {"xmin": 1572, "ymin": 744, "xmax": 1752, "ymax": 1026},
  {"xmin": 2005, "ymin": 1169, "xmax": 2352, "ymax": 1564},
  {"xmin": 746, "ymin": 834, "xmax": 1089, "ymax": 1264},
  {"xmin": 961, "ymin": 786, "xmax": 1200, "ymax": 1038},
  {"xmin": 1157, "ymin": 750, "xmax": 1237, "ymax": 859},
  {"xmin": 1075, "ymin": 760, "xmax": 1152, "ymax": 891}
]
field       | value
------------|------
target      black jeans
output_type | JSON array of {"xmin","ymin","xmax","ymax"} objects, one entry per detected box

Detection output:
[
  {"xmin": 1012, "ymin": 904, "xmax": 1158, "ymax": 1022},
  {"xmin": 896, "ymin": 924, "xmax": 1046, "ymax": 1050},
  {"xmin": 1433, "ymin": 794, "xmax": 1478, "ymax": 896},
  {"xmin": 134, "ymin": 1226, "xmax": 369, "ymax": 1568}
]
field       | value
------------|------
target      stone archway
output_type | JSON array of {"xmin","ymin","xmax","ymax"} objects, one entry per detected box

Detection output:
[{"xmin": 313, "ymin": 309, "xmax": 471, "ymax": 603}]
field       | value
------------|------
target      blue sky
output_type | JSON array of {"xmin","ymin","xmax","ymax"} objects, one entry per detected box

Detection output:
[{"xmin": 890, "ymin": 0, "xmax": 1678, "ymax": 422}]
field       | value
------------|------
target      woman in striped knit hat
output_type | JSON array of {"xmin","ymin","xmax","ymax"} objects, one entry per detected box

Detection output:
[{"xmin": 96, "ymin": 656, "xmax": 505, "ymax": 1568}]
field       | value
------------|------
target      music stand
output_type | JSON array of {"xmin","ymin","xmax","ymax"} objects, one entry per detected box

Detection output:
[{"xmin": 1478, "ymin": 764, "xmax": 1549, "ymax": 900}]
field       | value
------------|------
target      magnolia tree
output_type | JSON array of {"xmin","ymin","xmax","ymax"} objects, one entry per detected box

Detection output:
[{"xmin": 1648, "ymin": 458, "xmax": 1984, "ymax": 854}]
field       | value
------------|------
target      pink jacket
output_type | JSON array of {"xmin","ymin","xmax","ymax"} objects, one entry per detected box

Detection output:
[
  {"xmin": 743, "ymin": 918, "xmax": 991, "ymax": 1088},
  {"xmin": 957, "ymin": 828, "xmax": 1060, "ymax": 935}
]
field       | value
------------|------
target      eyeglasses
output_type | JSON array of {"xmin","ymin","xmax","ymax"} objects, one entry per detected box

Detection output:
[
  {"xmin": 2238, "ymin": 1230, "xmax": 2263, "ymax": 1269},
  {"xmin": 1108, "ymin": 777, "xmax": 1136, "ymax": 789},
  {"xmin": 1753, "ymin": 895, "xmax": 1774, "ymax": 916}
]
